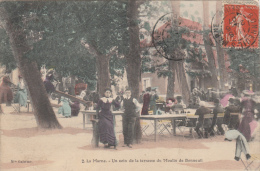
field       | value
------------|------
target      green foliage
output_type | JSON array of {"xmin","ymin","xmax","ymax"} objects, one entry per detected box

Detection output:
[
  {"xmin": 191, "ymin": 15, "xmax": 195, "ymax": 21},
  {"xmin": 185, "ymin": 43, "xmax": 210, "ymax": 78},
  {"xmin": 0, "ymin": 1, "xmax": 128, "ymax": 88},
  {"xmin": 183, "ymin": 11, "xmax": 188, "ymax": 17},
  {"xmin": 197, "ymin": 17, "xmax": 202, "ymax": 24},
  {"xmin": 227, "ymin": 48, "xmax": 260, "ymax": 78},
  {"xmin": 0, "ymin": 29, "xmax": 16, "ymax": 72},
  {"xmin": 143, "ymin": 22, "xmax": 151, "ymax": 32},
  {"xmin": 180, "ymin": 3, "xmax": 185, "ymax": 8}
]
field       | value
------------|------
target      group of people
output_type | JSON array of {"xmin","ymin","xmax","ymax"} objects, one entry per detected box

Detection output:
[
  {"xmin": 165, "ymin": 96, "xmax": 186, "ymax": 113},
  {"xmin": 43, "ymin": 70, "xmax": 82, "ymax": 118},
  {"xmin": 192, "ymin": 91, "xmax": 259, "ymax": 141},
  {"xmin": 140, "ymin": 87, "xmax": 159, "ymax": 115},
  {"xmin": 95, "ymin": 88, "xmax": 141, "ymax": 149}
]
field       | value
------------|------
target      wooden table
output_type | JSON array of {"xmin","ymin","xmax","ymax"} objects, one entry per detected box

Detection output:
[
  {"xmin": 139, "ymin": 114, "xmax": 186, "ymax": 142},
  {"xmin": 81, "ymin": 110, "xmax": 123, "ymax": 129}
]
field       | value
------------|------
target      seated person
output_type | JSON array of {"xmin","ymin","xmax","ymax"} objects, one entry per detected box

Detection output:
[
  {"xmin": 189, "ymin": 93, "xmax": 200, "ymax": 109},
  {"xmin": 223, "ymin": 98, "xmax": 241, "ymax": 129},
  {"xmin": 195, "ymin": 102, "xmax": 212, "ymax": 138},
  {"xmin": 173, "ymin": 96, "xmax": 186, "ymax": 113},
  {"xmin": 165, "ymin": 98, "xmax": 175, "ymax": 113},
  {"xmin": 209, "ymin": 99, "xmax": 224, "ymax": 136},
  {"xmin": 70, "ymin": 100, "xmax": 80, "ymax": 117}
]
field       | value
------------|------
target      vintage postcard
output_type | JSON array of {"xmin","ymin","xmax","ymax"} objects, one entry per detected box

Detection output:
[{"xmin": 0, "ymin": 0, "xmax": 260, "ymax": 170}]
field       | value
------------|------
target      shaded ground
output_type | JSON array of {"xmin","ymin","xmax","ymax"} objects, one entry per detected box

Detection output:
[{"xmin": 1, "ymin": 105, "xmax": 259, "ymax": 171}]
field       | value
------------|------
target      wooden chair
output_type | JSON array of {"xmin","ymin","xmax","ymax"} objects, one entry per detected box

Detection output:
[
  {"xmin": 241, "ymin": 153, "xmax": 260, "ymax": 171},
  {"xmin": 157, "ymin": 120, "xmax": 172, "ymax": 135},
  {"xmin": 213, "ymin": 113, "xmax": 225, "ymax": 135},
  {"xmin": 148, "ymin": 110, "xmax": 153, "ymax": 115},
  {"xmin": 140, "ymin": 120, "xmax": 150, "ymax": 136},
  {"xmin": 182, "ymin": 114, "xmax": 199, "ymax": 139}
]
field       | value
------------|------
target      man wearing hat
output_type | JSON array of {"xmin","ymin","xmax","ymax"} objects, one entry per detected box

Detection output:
[
  {"xmin": 223, "ymin": 98, "xmax": 241, "ymax": 129},
  {"xmin": 209, "ymin": 99, "xmax": 224, "ymax": 136}
]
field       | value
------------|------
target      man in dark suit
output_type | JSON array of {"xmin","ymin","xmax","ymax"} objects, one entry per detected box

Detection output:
[
  {"xmin": 223, "ymin": 98, "xmax": 241, "ymax": 129},
  {"xmin": 121, "ymin": 89, "xmax": 141, "ymax": 148},
  {"xmin": 195, "ymin": 102, "xmax": 212, "ymax": 138},
  {"xmin": 209, "ymin": 99, "xmax": 224, "ymax": 136}
]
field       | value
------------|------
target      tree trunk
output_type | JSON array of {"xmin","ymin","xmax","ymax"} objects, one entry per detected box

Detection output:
[
  {"xmin": 96, "ymin": 55, "xmax": 111, "ymax": 96},
  {"xmin": 166, "ymin": 60, "xmax": 175, "ymax": 99},
  {"xmin": 125, "ymin": 0, "xmax": 142, "ymax": 144},
  {"xmin": 216, "ymin": 1, "xmax": 228, "ymax": 90},
  {"xmin": 175, "ymin": 61, "xmax": 190, "ymax": 104},
  {"xmin": 203, "ymin": 1, "xmax": 219, "ymax": 89},
  {"xmin": 125, "ymin": 0, "xmax": 141, "ymax": 99},
  {"xmin": 1, "ymin": 7, "xmax": 62, "ymax": 129},
  {"xmin": 170, "ymin": 1, "xmax": 190, "ymax": 103}
]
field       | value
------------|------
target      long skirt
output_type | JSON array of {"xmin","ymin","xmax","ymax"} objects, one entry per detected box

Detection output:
[
  {"xmin": 98, "ymin": 112, "xmax": 116, "ymax": 146},
  {"xmin": 238, "ymin": 112, "xmax": 254, "ymax": 141},
  {"xmin": 17, "ymin": 90, "xmax": 27, "ymax": 107}
]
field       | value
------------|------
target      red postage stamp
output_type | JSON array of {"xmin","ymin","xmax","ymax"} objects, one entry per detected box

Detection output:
[{"xmin": 223, "ymin": 4, "xmax": 259, "ymax": 48}]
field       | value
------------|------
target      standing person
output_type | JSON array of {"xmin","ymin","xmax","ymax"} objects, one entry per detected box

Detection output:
[
  {"xmin": 195, "ymin": 102, "xmax": 212, "ymax": 138},
  {"xmin": 141, "ymin": 87, "xmax": 151, "ymax": 115},
  {"xmin": 150, "ymin": 88, "xmax": 159, "ymax": 115},
  {"xmin": 0, "ymin": 76, "xmax": 13, "ymax": 106},
  {"xmin": 114, "ymin": 91, "xmax": 124, "ymax": 111},
  {"xmin": 96, "ymin": 88, "xmax": 119, "ymax": 149},
  {"xmin": 43, "ymin": 69, "xmax": 56, "ymax": 94},
  {"xmin": 209, "ymin": 99, "xmax": 225, "ymax": 136},
  {"xmin": 223, "ymin": 98, "xmax": 241, "ymax": 129},
  {"xmin": 121, "ymin": 89, "xmax": 141, "ymax": 148},
  {"xmin": 58, "ymin": 90, "xmax": 72, "ymax": 118},
  {"xmin": 16, "ymin": 76, "xmax": 27, "ymax": 107},
  {"xmin": 238, "ymin": 92, "xmax": 257, "ymax": 141}
]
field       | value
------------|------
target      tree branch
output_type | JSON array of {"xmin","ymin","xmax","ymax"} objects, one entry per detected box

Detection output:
[
  {"xmin": 81, "ymin": 40, "xmax": 102, "ymax": 56},
  {"xmin": 107, "ymin": 46, "xmax": 118, "ymax": 59}
]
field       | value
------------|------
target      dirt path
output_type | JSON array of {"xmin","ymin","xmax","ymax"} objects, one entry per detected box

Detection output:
[{"xmin": 1, "ymin": 105, "xmax": 258, "ymax": 171}]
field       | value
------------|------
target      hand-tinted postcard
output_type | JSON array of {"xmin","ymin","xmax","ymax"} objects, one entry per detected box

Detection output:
[{"xmin": 0, "ymin": 0, "xmax": 259, "ymax": 170}]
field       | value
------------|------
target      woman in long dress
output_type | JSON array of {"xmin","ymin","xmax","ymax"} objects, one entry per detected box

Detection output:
[
  {"xmin": 58, "ymin": 91, "xmax": 72, "ymax": 118},
  {"xmin": 16, "ymin": 76, "xmax": 27, "ymax": 107},
  {"xmin": 96, "ymin": 88, "xmax": 119, "ymax": 149}
]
